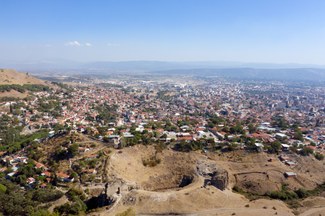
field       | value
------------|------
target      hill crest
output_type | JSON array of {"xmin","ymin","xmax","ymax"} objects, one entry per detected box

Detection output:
[{"xmin": 0, "ymin": 69, "xmax": 47, "ymax": 85}]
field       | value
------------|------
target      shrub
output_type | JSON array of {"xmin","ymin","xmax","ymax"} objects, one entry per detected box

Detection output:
[
  {"xmin": 32, "ymin": 189, "xmax": 64, "ymax": 203},
  {"xmin": 294, "ymin": 188, "xmax": 309, "ymax": 199},
  {"xmin": 267, "ymin": 190, "xmax": 298, "ymax": 200},
  {"xmin": 30, "ymin": 209, "xmax": 59, "ymax": 216},
  {"xmin": 67, "ymin": 188, "xmax": 86, "ymax": 201},
  {"xmin": 300, "ymin": 147, "xmax": 314, "ymax": 156},
  {"xmin": 54, "ymin": 197, "xmax": 86, "ymax": 215},
  {"xmin": 142, "ymin": 156, "xmax": 161, "ymax": 167},
  {"xmin": 116, "ymin": 208, "xmax": 136, "ymax": 216},
  {"xmin": 0, "ymin": 184, "xmax": 6, "ymax": 193},
  {"xmin": 315, "ymin": 153, "xmax": 324, "ymax": 161},
  {"xmin": 232, "ymin": 185, "xmax": 244, "ymax": 193}
]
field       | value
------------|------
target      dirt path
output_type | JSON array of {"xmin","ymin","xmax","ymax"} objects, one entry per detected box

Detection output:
[
  {"xmin": 48, "ymin": 195, "xmax": 69, "ymax": 212},
  {"xmin": 135, "ymin": 175, "xmax": 204, "ymax": 195},
  {"xmin": 169, "ymin": 206, "xmax": 294, "ymax": 216},
  {"xmin": 299, "ymin": 207, "xmax": 325, "ymax": 216}
]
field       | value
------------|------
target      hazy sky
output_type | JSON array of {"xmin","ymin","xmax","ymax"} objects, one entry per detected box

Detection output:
[{"xmin": 1, "ymin": 0, "xmax": 325, "ymax": 64}]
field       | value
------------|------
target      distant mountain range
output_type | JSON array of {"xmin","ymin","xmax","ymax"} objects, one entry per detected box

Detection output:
[
  {"xmin": 152, "ymin": 68, "xmax": 325, "ymax": 81},
  {"xmin": 1, "ymin": 60, "xmax": 325, "ymax": 81}
]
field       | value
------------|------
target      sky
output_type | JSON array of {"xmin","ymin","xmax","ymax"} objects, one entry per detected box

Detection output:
[{"xmin": 1, "ymin": 0, "xmax": 325, "ymax": 65}]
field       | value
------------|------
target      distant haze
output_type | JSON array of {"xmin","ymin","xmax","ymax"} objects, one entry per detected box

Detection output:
[{"xmin": 3, "ymin": 60, "xmax": 325, "ymax": 82}]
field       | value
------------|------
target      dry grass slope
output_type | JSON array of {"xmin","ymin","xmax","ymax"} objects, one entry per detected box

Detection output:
[
  {"xmin": 0, "ymin": 69, "xmax": 47, "ymax": 85},
  {"xmin": 0, "ymin": 69, "xmax": 54, "ymax": 98}
]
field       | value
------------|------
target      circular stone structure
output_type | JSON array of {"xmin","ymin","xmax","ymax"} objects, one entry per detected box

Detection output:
[{"xmin": 108, "ymin": 145, "xmax": 197, "ymax": 191}]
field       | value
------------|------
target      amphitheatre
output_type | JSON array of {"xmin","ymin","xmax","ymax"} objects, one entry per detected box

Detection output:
[{"xmin": 86, "ymin": 144, "xmax": 325, "ymax": 216}]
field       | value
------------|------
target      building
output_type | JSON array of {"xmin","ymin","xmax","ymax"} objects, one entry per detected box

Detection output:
[{"xmin": 284, "ymin": 172, "xmax": 297, "ymax": 178}]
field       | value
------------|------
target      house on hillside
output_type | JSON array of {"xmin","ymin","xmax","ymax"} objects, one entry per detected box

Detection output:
[
  {"xmin": 284, "ymin": 172, "xmax": 297, "ymax": 178},
  {"xmin": 281, "ymin": 144, "xmax": 290, "ymax": 151},
  {"xmin": 56, "ymin": 172, "xmax": 74, "ymax": 183},
  {"xmin": 255, "ymin": 143, "xmax": 264, "ymax": 152},
  {"xmin": 276, "ymin": 133, "xmax": 287, "ymax": 140},
  {"xmin": 106, "ymin": 135, "xmax": 121, "ymax": 148}
]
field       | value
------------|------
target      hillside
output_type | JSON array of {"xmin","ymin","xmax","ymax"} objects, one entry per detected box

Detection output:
[
  {"xmin": 0, "ymin": 69, "xmax": 54, "ymax": 99},
  {"xmin": 97, "ymin": 146, "xmax": 325, "ymax": 216},
  {"xmin": 0, "ymin": 69, "xmax": 48, "ymax": 85}
]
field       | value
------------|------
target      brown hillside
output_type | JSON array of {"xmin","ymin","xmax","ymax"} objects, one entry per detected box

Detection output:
[{"xmin": 0, "ymin": 68, "xmax": 48, "ymax": 85}]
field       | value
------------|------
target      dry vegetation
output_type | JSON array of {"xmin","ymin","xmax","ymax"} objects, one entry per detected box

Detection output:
[
  {"xmin": 0, "ymin": 69, "xmax": 48, "ymax": 85},
  {"xmin": 0, "ymin": 89, "xmax": 29, "ymax": 98},
  {"xmin": 0, "ymin": 69, "xmax": 56, "ymax": 99}
]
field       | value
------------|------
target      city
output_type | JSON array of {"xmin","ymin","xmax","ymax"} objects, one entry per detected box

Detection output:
[
  {"xmin": 2, "ymin": 0, "xmax": 325, "ymax": 215},
  {"xmin": 0, "ymin": 71, "xmax": 325, "ymax": 215}
]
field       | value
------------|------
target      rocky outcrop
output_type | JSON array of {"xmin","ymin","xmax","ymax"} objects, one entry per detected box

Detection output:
[
  {"xmin": 197, "ymin": 160, "xmax": 228, "ymax": 190},
  {"xmin": 210, "ymin": 170, "xmax": 228, "ymax": 190}
]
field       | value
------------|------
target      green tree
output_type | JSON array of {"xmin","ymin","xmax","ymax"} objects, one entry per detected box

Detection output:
[
  {"xmin": 230, "ymin": 123, "xmax": 244, "ymax": 134},
  {"xmin": 68, "ymin": 143, "xmax": 79, "ymax": 157},
  {"xmin": 293, "ymin": 128, "xmax": 304, "ymax": 141},
  {"xmin": 272, "ymin": 115, "xmax": 288, "ymax": 129},
  {"xmin": 0, "ymin": 184, "xmax": 6, "ymax": 193},
  {"xmin": 315, "ymin": 152, "xmax": 324, "ymax": 160},
  {"xmin": 32, "ymin": 189, "xmax": 64, "ymax": 203},
  {"xmin": 248, "ymin": 123, "xmax": 257, "ymax": 134},
  {"xmin": 268, "ymin": 141, "xmax": 281, "ymax": 154},
  {"xmin": 300, "ymin": 146, "xmax": 314, "ymax": 156}
]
